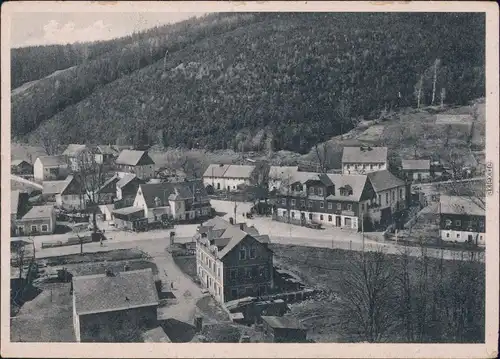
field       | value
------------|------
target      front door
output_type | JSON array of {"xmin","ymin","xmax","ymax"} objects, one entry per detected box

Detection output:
[{"xmin": 335, "ymin": 216, "xmax": 341, "ymax": 227}]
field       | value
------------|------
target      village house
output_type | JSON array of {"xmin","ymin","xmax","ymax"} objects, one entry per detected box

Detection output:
[
  {"xmin": 115, "ymin": 150, "xmax": 156, "ymax": 180},
  {"xmin": 116, "ymin": 173, "xmax": 144, "ymax": 207},
  {"xmin": 195, "ymin": 216, "xmax": 274, "ymax": 304},
  {"xmin": 72, "ymin": 268, "xmax": 159, "ymax": 342},
  {"xmin": 260, "ymin": 316, "xmax": 308, "ymax": 343},
  {"xmin": 15, "ymin": 204, "xmax": 56, "ymax": 236},
  {"xmin": 10, "ymin": 190, "xmax": 30, "ymax": 236},
  {"xmin": 93, "ymin": 145, "xmax": 120, "ymax": 165},
  {"xmin": 34, "ymin": 155, "xmax": 69, "ymax": 182},
  {"xmin": 341, "ymin": 146, "xmax": 388, "ymax": 175},
  {"xmin": 272, "ymin": 170, "xmax": 377, "ymax": 231},
  {"xmin": 366, "ymin": 170, "xmax": 407, "ymax": 227},
  {"xmin": 203, "ymin": 164, "xmax": 256, "ymax": 192},
  {"xmin": 42, "ymin": 175, "xmax": 85, "ymax": 210},
  {"xmin": 439, "ymin": 195, "xmax": 485, "ymax": 246},
  {"xmin": 401, "ymin": 159, "xmax": 431, "ymax": 182},
  {"xmin": 11, "ymin": 159, "xmax": 33, "ymax": 177},
  {"xmin": 62, "ymin": 144, "xmax": 93, "ymax": 172}
]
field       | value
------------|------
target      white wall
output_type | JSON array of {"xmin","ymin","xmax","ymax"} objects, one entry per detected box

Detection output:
[
  {"xmin": 282, "ymin": 209, "xmax": 359, "ymax": 230},
  {"xmin": 440, "ymin": 229, "xmax": 485, "ymax": 246},
  {"xmin": 196, "ymin": 243, "xmax": 225, "ymax": 303},
  {"xmin": 56, "ymin": 194, "xmax": 84, "ymax": 210},
  {"xmin": 342, "ymin": 162, "xmax": 387, "ymax": 175},
  {"xmin": 203, "ymin": 176, "xmax": 250, "ymax": 192},
  {"xmin": 34, "ymin": 159, "xmax": 44, "ymax": 181}
]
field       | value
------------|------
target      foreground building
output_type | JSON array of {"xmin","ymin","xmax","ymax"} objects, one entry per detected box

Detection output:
[
  {"xmin": 342, "ymin": 146, "xmax": 388, "ymax": 175},
  {"xmin": 11, "ymin": 159, "xmax": 33, "ymax": 177},
  {"xmin": 195, "ymin": 217, "xmax": 274, "ymax": 303},
  {"xmin": 42, "ymin": 175, "xmax": 85, "ymax": 210},
  {"xmin": 366, "ymin": 170, "xmax": 407, "ymax": 226},
  {"xmin": 401, "ymin": 159, "xmax": 431, "ymax": 182},
  {"xmin": 439, "ymin": 195, "xmax": 485, "ymax": 246},
  {"xmin": 15, "ymin": 205, "xmax": 56, "ymax": 236},
  {"xmin": 72, "ymin": 268, "xmax": 159, "ymax": 342},
  {"xmin": 260, "ymin": 316, "xmax": 308, "ymax": 343},
  {"xmin": 203, "ymin": 164, "xmax": 256, "ymax": 192}
]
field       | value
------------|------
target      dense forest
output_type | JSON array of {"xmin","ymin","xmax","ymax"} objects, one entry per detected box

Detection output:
[{"xmin": 11, "ymin": 13, "xmax": 485, "ymax": 154}]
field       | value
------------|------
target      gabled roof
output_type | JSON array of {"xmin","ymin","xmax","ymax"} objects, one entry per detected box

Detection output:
[
  {"xmin": 62, "ymin": 144, "xmax": 87, "ymax": 157},
  {"xmin": 402, "ymin": 159, "xmax": 430, "ymax": 171},
  {"xmin": 36, "ymin": 155, "xmax": 67, "ymax": 167},
  {"xmin": 117, "ymin": 173, "xmax": 139, "ymax": 188},
  {"xmin": 138, "ymin": 180, "xmax": 208, "ymax": 208},
  {"xmin": 72, "ymin": 268, "xmax": 159, "ymax": 316},
  {"xmin": 440, "ymin": 195, "xmax": 485, "ymax": 216},
  {"xmin": 42, "ymin": 176, "xmax": 74, "ymax": 195},
  {"xmin": 115, "ymin": 150, "xmax": 155, "ymax": 166},
  {"xmin": 367, "ymin": 170, "xmax": 405, "ymax": 192},
  {"xmin": 11, "ymin": 159, "xmax": 32, "ymax": 167},
  {"xmin": 268, "ymin": 166, "xmax": 299, "ymax": 180},
  {"xmin": 203, "ymin": 164, "xmax": 231, "ymax": 178},
  {"xmin": 223, "ymin": 165, "xmax": 256, "ymax": 179},
  {"xmin": 95, "ymin": 145, "xmax": 120, "ymax": 156},
  {"xmin": 20, "ymin": 205, "xmax": 54, "ymax": 220},
  {"xmin": 97, "ymin": 174, "xmax": 120, "ymax": 193},
  {"xmin": 342, "ymin": 146, "xmax": 388, "ymax": 163}
]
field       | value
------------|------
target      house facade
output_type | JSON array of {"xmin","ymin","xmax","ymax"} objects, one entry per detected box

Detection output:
[
  {"xmin": 116, "ymin": 174, "xmax": 144, "ymax": 207},
  {"xmin": 93, "ymin": 145, "xmax": 120, "ymax": 165},
  {"xmin": 272, "ymin": 171, "xmax": 377, "ymax": 231},
  {"xmin": 268, "ymin": 166, "xmax": 299, "ymax": 192},
  {"xmin": 133, "ymin": 179, "xmax": 212, "ymax": 223},
  {"xmin": 342, "ymin": 146, "xmax": 388, "ymax": 175},
  {"xmin": 62, "ymin": 144, "xmax": 92, "ymax": 172},
  {"xmin": 401, "ymin": 159, "xmax": 431, "ymax": 182},
  {"xmin": 11, "ymin": 160, "xmax": 33, "ymax": 176},
  {"xmin": 72, "ymin": 268, "xmax": 159, "ymax": 342},
  {"xmin": 195, "ymin": 217, "xmax": 274, "ymax": 304},
  {"xmin": 439, "ymin": 195, "xmax": 485, "ymax": 246},
  {"xmin": 56, "ymin": 175, "xmax": 85, "ymax": 210},
  {"xmin": 366, "ymin": 170, "xmax": 407, "ymax": 227},
  {"xmin": 203, "ymin": 164, "xmax": 256, "ymax": 192},
  {"xmin": 15, "ymin": 205, "xmax": 56, "ymax": 236},
  {"xmin": 11, "ymin": 190, "xmax": 30, "ymax": 236},
  {"xmin": 115, "ymin": 150, "xmax": 155, "ymax": 180},
  {"xmin": 34, "ymin": 156, "xmax": 69, "ymax": 181}
]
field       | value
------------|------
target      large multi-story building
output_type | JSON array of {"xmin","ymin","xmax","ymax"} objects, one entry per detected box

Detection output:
[
  {"xmin": 439, "ymin": 195, "xmax": 485, "ymax": 246},
  {"xmin": 341, "ymin": 146, "xmax": 388, "ymax": 175},
  {"xmin": 271, "ymin": 167, "xmax": 407, "ymax": 230},
  {"xmin": 195, "ymin": 217, "xmax": 274, "ymax": 304}
]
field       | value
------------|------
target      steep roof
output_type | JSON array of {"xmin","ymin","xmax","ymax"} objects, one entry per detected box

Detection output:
[
  {"xmin": 367, "ymin": 170, "xmax": 405, "ymax": 192},
  {"xmin": 402, "ymin": 159, "xmax": 430, "ymax": 171},
  {"xmin": 116, "ymin": 173, "xmax": 139, "ymax": 188},
  {"xmin": 11, "ymin": 159, "xmax": 32, "ymax": 167},
  {"xmin": 342, "ymin": 146, "xmax": 388, "ymax": 163},
  {"xmin": 223, "ymin": 165, "xmax": 256, "ymax": 179},
  {"xmin": 115, "ymin": 150, "xmax": 155, "ymax": 166},
  {"xmin": 139, "ymin": 180, "xmax": 208, "ymax": 208},
  {"xmin": 42, "ymin": 176, "xmax": 74, "ymax": 195},
  {"xmin": 36, "ymin": 155, "xmax": 67, "ymax": 167},
  {"xmin": 203, "ymin": 164, "xmax": 230, "ymax": 178},
  {"xmin": 72, "ymin": 268, "xmax": 159, "ymax": 316},
  {"xmin": 95, "ymin": 145, "xmax": 119, "ymax": 156},
  {"xmin": 97, "ymin": 174, "xmax": 120, "ymax": 193},
  {"xmin": 20, "ymin": 205, "xmax": 54, "ymax": 220},
  {"xmin": 62, "ymin": 144, "xmax": 87, "ymax": 157},
  {"xmin": 440, "ymin": 195, "xmax": 485, "ymax": 216}
]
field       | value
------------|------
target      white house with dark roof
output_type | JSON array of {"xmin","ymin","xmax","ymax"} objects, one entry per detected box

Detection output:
[
  {"xmin": 16, "ymin": 205, "xmax": 56, "ymax": 236},
  {"xmin": 11, "ymin": 159, "xmax": 33, "ymax": 176},
  {"xmin": 439, "ymin": 195, "xmax": 485, "ymax": 245},
  {"xmin": 42, "ymin": 175, "xmax": 84, "ymax": 210},
  {"xmin": 401, "ymin": 159, "xmax": 431, "ymax": 181},
  {"xmin": 342, "ymin": 146, "xmax": 388, "ymax": 174},
  {"xmin": 72, "ymin": 268, "xmax": 159, "ymax": 342},
  {"xmin": 93, "ymin": 145, "xmax": 120, "ymax": 165},
  {"xmin": 34, "ymin": 155, "xmax": 69, "ymax": 181},
  {"xmin": 195, "ymin": 216, "xmax": 273, "ymax": 304},
  {"xmin": 62, "ymin": 144, "xmax": 92, "ymax": 172},
  {"xmin": 203, "ymin": 164, "xmax": 256, "ymax": 192},
  {"xmin": 115, "ymin": 150, "xmax": 155, "ymax": 180},
  {"xmin": 366, "ymin": 170, "xmax": 407, "ymax": 225}
]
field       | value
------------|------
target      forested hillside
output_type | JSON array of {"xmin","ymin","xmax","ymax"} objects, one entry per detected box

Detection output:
[{"xmin": 11, "ymin": 12, "xmax": 485, "ymax": 154}]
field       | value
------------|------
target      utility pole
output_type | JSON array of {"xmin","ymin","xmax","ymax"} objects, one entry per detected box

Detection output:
[
  {"xmin": 234, "ymin": 201, "xmax": 238, "ymax": 224},
  {"xmin": 361, "ymin": 208, "xmax": 365, "ymax": 255}
]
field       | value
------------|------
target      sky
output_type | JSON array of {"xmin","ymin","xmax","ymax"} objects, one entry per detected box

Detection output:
[{"xmin": 10, "ymin": 12, "xmax": 206, "ymax": 48}]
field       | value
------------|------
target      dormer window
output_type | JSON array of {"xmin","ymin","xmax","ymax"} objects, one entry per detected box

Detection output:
[
  {"xmin": 309, "ymin": 187, "xmax": 315, "ymax": 195},
  {"xmin": 318, "ymin": 188, "xmax": 323, "ymax": 196},
  {"xmin": 239, "ymin": 245, "xmax": 247, "ymax": 260}
]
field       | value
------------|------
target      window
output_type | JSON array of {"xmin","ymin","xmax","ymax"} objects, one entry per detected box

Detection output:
[
  {"xmin": 291, "ymin": 199, "xmax": 296, "ymax": 207},
  {"xmin": 239, "ymin": 246, "xmax": 247, "ymax": 260},
  {"xmin": 445, "ymin": 219, "xmax": 452, "ymax": 227},
  {"xmin": 344, "ymin": 217, "xmax": 352, "ymax": 226},
  {"xmin": 320, "ymin": 201, "xmax": 324, "ymax": 209},
  {"xmin": 41, "ymin": 224, "xmax": 48, "ymax": 232},
  {"xmin": 320, "ymin": 214, "xmax": 324, "ymax": 220},
  {"xmin": 282, "ymin": 198, "xmax": 286, "ymax": 205},
  {"xmin": 308, "ymin": 201, "xmax": 312, "ymax": 208},
  {"xmin": 230, "ymin": 269, "xmax": 237, "ymax": 279},
  {"xmin": 31, "ymin": 225, "xmax": 37, "ymax": 233},
  {"xmin": 455, "ymin": 220, "xmax": 462, "ymax": 226},
  {"xmin": 309, "ymin": 213, "xmax": 313, "ymax": 220},
  {"xmin": 259, "ymin": 266, "xmax": 265, "ymax": 277},
  {"xmin": 347, "ymin": 204, "xmax": 352, "ymax": 211},
  {"xmin": 362, "ymin": 164, "xmax": 366, "ymax": 169},
  {"xmin": 370, "ymin": 164, "xmax": 374, "ymax": 170},
  {"xmin": 291, "ymin": 212, "xmax": 295, "ymax": 219},
  {"xmin": 456, "ymin": 233, "xmax": 460, "ymax": 238},
  {"xmin": 361, "ymin": 204, "xmax": 364, "ymax": 212},
  {"xmin": 217, "ymin": 267, "xmax": 221, "ymax": 279},
  {"xmin": 318, "ymin": 188, "xmax": 323, "ymax": 196},
  {"xmin": 392, "ymin": 191, "xmax": 395, "ymax": 201},
  {"xmin": 300, "ymin": 200, "xmax": 305, "ymax": 207},
  {"xmin": 446, "ymin": 232, "xmax": 450, "ymax": 238},
  {"xmin": 250, "ymin": 246, "xmax": 256, "ymax": 259},
  {"xmin": 337, "ymin": 203, "xmax": 341, "ymax": 210},
  {"xmin": 379, "ymin": 164, "xmax": 383, "ymax": 169},
  {"xmin": 328, "ymin": 215, "xmax": 332, "ymax": 222},
  {"xmin": 399, "ymin": 188, "xmax": 403, "ymax": 199},
  {"xmin": 328, "ymin": 202, "xmax": 332, "ymax": 209},
  {"xmin": 385, "ymin": 193, "xmax": 389, "ymax": 205}
]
